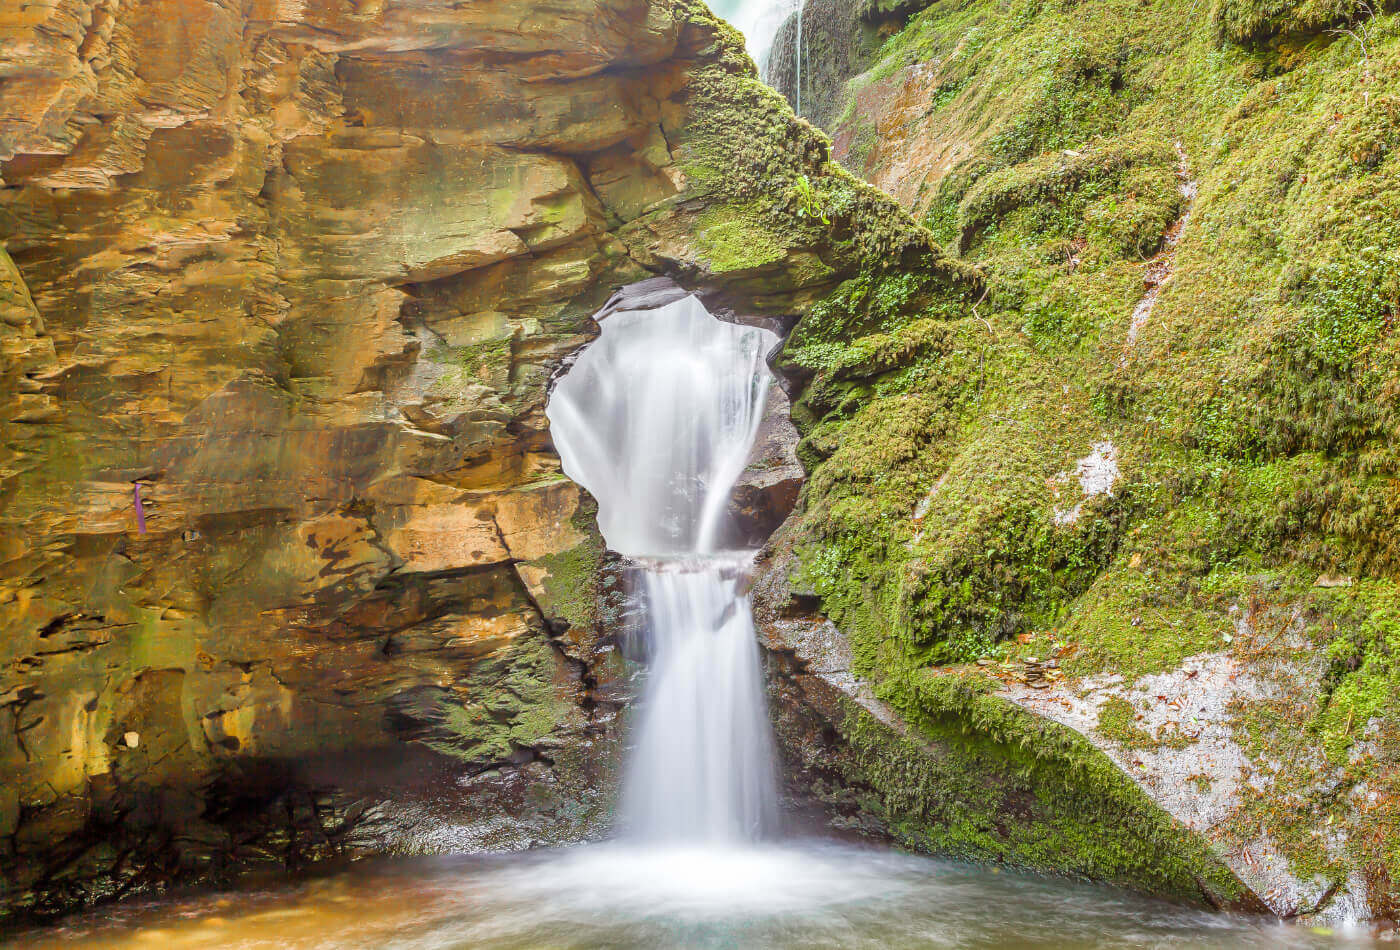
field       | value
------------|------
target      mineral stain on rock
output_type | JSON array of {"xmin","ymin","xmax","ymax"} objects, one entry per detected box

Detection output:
[{"xmin": 2, "ymin": 0, "xmax": 1398, "ymax": 936}]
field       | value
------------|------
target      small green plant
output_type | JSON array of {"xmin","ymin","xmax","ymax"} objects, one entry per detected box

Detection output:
[
  {"xmin": 1302, "ymin": 245, "xmax": 1399, "ymax": 365},
  {"xmin": 790, "ymin": 175, "xmax": 831, "ymax": 225}
]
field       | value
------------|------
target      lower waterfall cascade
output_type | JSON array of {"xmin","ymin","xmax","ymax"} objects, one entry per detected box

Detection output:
[
  {"xmin": 545, "ymin": 294, "xmax": 780, "ymax": 844},
  {"xmin": 7, "ymin": 293, "xmax": 1373, "ymax": 949}
]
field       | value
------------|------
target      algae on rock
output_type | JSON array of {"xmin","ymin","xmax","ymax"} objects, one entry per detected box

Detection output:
[{"xmin": 754, "ymin": 0, "xmax": 1400, "ymax": 920}]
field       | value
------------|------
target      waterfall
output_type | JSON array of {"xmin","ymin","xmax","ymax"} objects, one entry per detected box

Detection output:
[
  {"xmin": 760, "ymin": 1, "xmax": 806, "ymax": 114},
  {"xmin": 795, "ymin": 1, "xmax": 803, "ymax": 117},
  {"xmin": 710, "ymin": 0, "xmax": 803, "ymax": 73},
  {"xmin": 546, "ymin": 295, "xmax": 780, "ymax": 844},
  {"xmin": 707, "ymin": 0, "xmax": 807, "ymax": 116}
]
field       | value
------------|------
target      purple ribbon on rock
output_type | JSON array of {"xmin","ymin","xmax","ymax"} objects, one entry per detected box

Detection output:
[{"xmin": 133, "ymin": 482, "xmax": 147, "ymax": 534}]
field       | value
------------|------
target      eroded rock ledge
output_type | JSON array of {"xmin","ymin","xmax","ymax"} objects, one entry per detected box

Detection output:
[{"xmin": 0, "ymin": 0, "xmax": 964, "ymax": 921}]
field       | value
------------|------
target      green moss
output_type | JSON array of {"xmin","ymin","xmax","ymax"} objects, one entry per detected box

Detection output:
[
  {"xmin": 781, "ymin": 269, "xmax": 966, "ymax": 372},
  {"xmin": 1211, "ymin": 0, "xmax": 1395, "ymax": 47},
  {"xmin": 695, "ymin": 202, "xmax": 788, "ymax": 273},
  {"xmin": 781, "ymin": 301, "xmax": 1128, "ymax": 667},
  {"xmin": 1297, "ymin": 243, "xmax": 1400, "ymax": 366},
  {"xmin": 984, "ymin": 36, "xmax": 1138, "ymax": 165},
  {"xmin": 779, "ymin": 0, "xmax": 1400, "ymax": 898},
  {"xmin": 668, "ymin": 0, "xmax": 978, "ymax": 290},
  {"xmin": 798, "ymin": 0, "xmax": 1400, "ymax": 673},
  {"xmin": 1312, "ymin": 581, "xmax": 1400, "ymax": 764},
  {"xmin": 422, "ymin": 633, "xmax": 575, "ymax": 765},
  {"xmin": 1056, "ymin": 550, "xmax": 1233, "ymax": 678},
  {"xmin": 1097, "ymin": 696, "xmax": 1156, "ymax": 749},
  {"xmin": 826, "ymin": 675, "xmax": 1244, "ymax": 903},
  {"xmin": 523, "ymin": 497, "xmax": 605, "ymax": 634}
]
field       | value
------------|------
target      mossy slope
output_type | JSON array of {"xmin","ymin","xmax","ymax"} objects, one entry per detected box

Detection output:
[{"xmin": 776, "ymin": 0, "xmax": 1400, "ymax": 915}]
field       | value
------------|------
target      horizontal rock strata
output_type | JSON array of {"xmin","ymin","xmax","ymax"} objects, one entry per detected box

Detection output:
[{"xmin": 0, "ymin": 0, "xmax": 953, "ymax": 920}]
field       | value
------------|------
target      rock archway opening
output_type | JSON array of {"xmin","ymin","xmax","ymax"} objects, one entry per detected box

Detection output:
[{"xmin": 545, "ymin": 287, "xmax": 782, "ymax": 843}]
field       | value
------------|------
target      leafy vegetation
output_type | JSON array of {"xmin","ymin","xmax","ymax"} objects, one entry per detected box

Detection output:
[{"xmin": 782, "ymin": 0, "xmax": 1400, "ymax": 902}]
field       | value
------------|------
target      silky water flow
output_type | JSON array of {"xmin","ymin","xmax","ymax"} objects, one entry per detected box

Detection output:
[
  {"xmin": 11, "ymin": 297, "xmax": 1376, "ymax": 949},
  {"xmin": 546, "ymin": 295, "xmax": 780, "ymax": 845}
]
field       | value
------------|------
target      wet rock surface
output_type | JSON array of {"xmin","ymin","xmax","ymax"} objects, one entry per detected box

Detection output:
[
  {"xmin": 728, "ymin": 382, "xmax": 804, "ymax": 549},
  {"xmin": 0, "ymin": 0, "xmax": 939, "ymax": 920}
]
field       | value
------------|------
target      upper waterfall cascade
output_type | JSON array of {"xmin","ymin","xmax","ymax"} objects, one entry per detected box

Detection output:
[
  {"xmin": 546, "ymin": 296, "xmax": 773, "ymax": 556},
  {"xmin": 546, "ymin": 295, "xmax": 780, "ymax": 843},
  {"xmin": 709, "ymin": 0, "xmax": 802, "ymax": 72}
]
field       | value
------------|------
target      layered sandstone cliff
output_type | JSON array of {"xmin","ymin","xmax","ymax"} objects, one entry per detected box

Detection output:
[{"xmin": 0, "ymin": 0, "xmax": 953, "ymax": 919}]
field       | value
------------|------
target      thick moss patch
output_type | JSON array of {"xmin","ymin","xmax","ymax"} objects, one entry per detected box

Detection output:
[
  {"xmin": 695, "ymin": 202, "xmax": 789, "ymax": 273},
  {"xmin": 781, "ymin": 0, "xmax": 1400, "ymax": 903},
  {"xmin": 825, "ymin": 675, "xmax": 1245, "ymax": 904}
]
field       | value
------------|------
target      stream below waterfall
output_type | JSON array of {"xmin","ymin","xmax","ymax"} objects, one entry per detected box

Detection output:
[
  {"xmin": 7, "ymin": 844, "xmax": 1376, "ymax": 949},
  {"xmin": 5, "ymin": 298, "xmax": 1383, "ymax": 950}
]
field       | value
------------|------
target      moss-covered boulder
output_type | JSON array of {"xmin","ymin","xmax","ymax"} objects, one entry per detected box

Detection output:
[{"xmin": 759, "ymin": 0, "xmax": 1400, "ymax": 922}]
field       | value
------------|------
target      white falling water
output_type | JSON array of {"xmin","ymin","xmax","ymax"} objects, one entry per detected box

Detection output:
[
  {"xmin": 545, "ymin": 297, "xmax": 772, "ymax": 556},
  {"xmin": 710, "ymin": 0, "xmax": 803, "ymax": 73},
  {"xmin": 795, "ymin": 0, "xmax": 803, "ymax": 116},
  {"xmin": 622, "ymin": 556, "xmax": 777, "ymax": 841},
  {"xmin": 546, "ymin": 295, "xmax": 780, "ymax": 844}
]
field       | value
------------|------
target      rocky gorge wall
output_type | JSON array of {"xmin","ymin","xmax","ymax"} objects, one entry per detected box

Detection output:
[
  {"xmin": 748, "ymin": 0, "xmax": 1400, "ymax": 925},
  {"xmin": 0, "ymin": 0, "xmax": 960, "ymax": 920},
  {"xmin": 8, "ymin": 0, "xmax": 1389, "ymax": 930}
]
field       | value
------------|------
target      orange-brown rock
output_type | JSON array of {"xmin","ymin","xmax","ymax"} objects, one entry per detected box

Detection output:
[{"xmin": 0, "ymin": 0, "xmax": 953, "ymax": 921}]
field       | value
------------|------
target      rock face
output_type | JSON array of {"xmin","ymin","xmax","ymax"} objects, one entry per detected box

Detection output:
[
  {"xmin": 752, "ymin": 0, "xmax": 1400, "ymax": 925},
  {"xmin": 729, "ymin": 379, "xmax": 804, "ymax": 548},
  {"xmin": 0, "ymin": 0, "xmax": 958, "ymax": 920},
  {"xmin": 751, "ymin": 525, "xmax": 1262, "ymax": 912}
]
